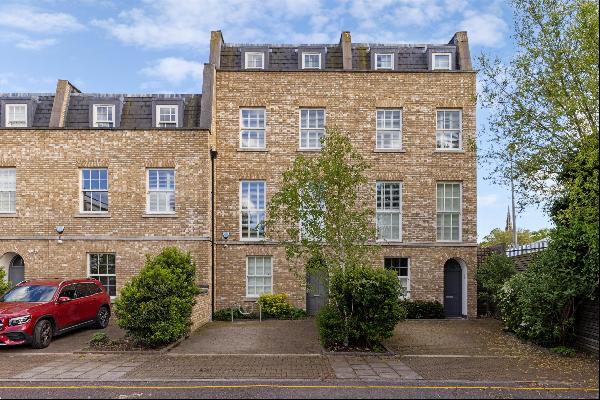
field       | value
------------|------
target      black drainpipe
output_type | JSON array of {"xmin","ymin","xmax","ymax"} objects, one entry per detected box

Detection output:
[{"xmin": 210, "ymin": 148, "xmax": 218, "ymax": 315}]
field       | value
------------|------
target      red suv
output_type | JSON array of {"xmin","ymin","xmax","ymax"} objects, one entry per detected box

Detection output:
[{"xmin": 0, "ymin": 279, "xmax": 111, "ymax": 348}]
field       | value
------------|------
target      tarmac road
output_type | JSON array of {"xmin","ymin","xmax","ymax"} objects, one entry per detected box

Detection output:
[{"xmin": 0, "ymin": 380, "xmax": 598, "ymax": 399}]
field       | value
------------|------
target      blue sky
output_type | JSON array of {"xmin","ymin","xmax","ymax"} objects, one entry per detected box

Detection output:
[{"xmin": 0, "ymin": 0, "xmax": 552, "ymax": 240}]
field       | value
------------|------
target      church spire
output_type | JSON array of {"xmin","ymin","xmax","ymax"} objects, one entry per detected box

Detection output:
[{"xmin": 505, "ymin": 206, "xmax": 513, "ymax": 232}]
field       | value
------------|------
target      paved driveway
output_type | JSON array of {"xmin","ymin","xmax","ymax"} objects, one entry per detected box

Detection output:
[
  {"xmin": 172, "ymin": 318, "xmax": 322, "ymax": 354},
  {"xmin": 0, "ymin": 318, "xmax": 124, "ymax": 354}
]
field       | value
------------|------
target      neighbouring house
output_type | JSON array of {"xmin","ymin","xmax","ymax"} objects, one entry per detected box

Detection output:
[{"xmin": 0, "ymin": 30, "xmax": 477, "ymax": 321}]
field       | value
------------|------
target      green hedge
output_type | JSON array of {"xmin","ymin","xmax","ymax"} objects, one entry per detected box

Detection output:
[
  {"xmin": 257, "ymin": 293, "xmax": 306, "ymax": 319},
  {"xmin": 400, "ymin": 299, "xmax": 445, "ymax": 319}
]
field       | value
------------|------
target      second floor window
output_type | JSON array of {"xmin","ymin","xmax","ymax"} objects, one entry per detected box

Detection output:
[
  {"xmin": 93, "ymin": 105, "xmax": 115, "ymax": 128},
  {"xmin": 0, "ymin": 168, "xmax": 16, "ymax": 213},
  {"xmin": 376, "ymin": 182, "xmax": 402, "ymax": 241},
  {"xmin": 302, "ymin": 53, "xmax": 321, "ymax": 69},
  {"xmin": 156, "ymin": 105, "xmax": 178, "ymax": 128},
  {"xmin": 375, "ymin": 53, "xmax": 393, "ymax": 70},
  {"xmin": 147, "ymin": 169, "xmax": 175, "ymax": 213},
  {"xmin": 376, "ymin": 109, "xmax": 402, "ymax": 149},
  {"xmin": 300, "ymin": 109, "xmax": 325, "ymax": 150},
  {"xmin": 240, "ymin": 108, "xmax": 265, "ymax": 148},
  {"xmin": 437, "ymin": 182, "xmax": 461, "ymax": 241},
  {"xmin": 5, "ymin": 104, "xmax": 27, "ymax": 127},
  {"xmin": 81, "ymin": 168, "xmax": 108, "ymax": 212},
  {"xmin": 436, "ymin": 110, "xmax": 462, "ymax": 150},
  {"xmin": 245, "ymin": 52, "xmax": 264, "ymax": 69},
  {"xmin": 433, "ymin": 53, "xmax": 452, "ymax": 70},
  {"xmin": 240, "ymin": 180, "xmax": 265, "ymax": 239}
]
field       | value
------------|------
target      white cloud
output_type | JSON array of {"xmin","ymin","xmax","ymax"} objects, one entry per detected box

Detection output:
[
  {"xmin": 15, "ymin": 37, "xmax": 57, "ymax": 50},
  {"xmin": 0, "ymin": 5, "xmax": 84, "ymax": 33},
  {"xmin": 459, "ymin": 12, "xmax": 508, "ymax": 47},
  {"xmin": 478, "ymin": 194, "xmax": 498, "ymax": 207},
  {"xmin": 141, "ymin": 58, "xmax": 203, "ymax": 85}
]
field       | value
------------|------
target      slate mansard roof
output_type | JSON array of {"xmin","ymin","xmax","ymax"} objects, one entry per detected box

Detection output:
[{"xmin": 0, "ymin": 93, "xmax": 202, "ymax": 129}]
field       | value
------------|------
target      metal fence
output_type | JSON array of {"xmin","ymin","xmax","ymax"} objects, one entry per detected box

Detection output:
[{"xmin": 505, "ymin": 240, "xmax": 549, "ymax": 257}]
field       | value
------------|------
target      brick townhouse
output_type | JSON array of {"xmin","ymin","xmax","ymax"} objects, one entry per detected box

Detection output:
[{"xmin": 0, "ymin": 30, "xmax": 477, "ymax": 322}]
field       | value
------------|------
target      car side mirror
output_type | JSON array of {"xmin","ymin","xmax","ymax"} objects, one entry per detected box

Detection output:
[{"xmin": 57, "ymin": 296, "xmax": 71, "ymax": 304}]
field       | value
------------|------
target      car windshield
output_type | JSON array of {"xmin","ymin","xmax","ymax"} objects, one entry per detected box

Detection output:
[{"xmin": 1, "ymin": 285, "xmax": 57, "ymax": 303}]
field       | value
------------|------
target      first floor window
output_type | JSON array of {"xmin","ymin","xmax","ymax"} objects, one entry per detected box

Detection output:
[
  {"xmin": 240, "ymin": 108, "xmax": 266, "ymax": 148},
  {"xmin": 376, "ymin": 182, "xmax": 402, "ymax": 241},
  {"xmin": 81, "ymin": 168, "xmax": 109, "ymax": 212},
  {"xmin": 156, "ymin": 105, "xmax": 178, "ymax": 128},
  {"xmin": 376, "ymin": 109, "xmax": 402, "ymax": 149},
  {"xmin": 437, "ymin": 182, "xmax": 461, "ymax": 241},
  {"xmin": 375, "ymin": 53, "xmax": 393, "ymax": 70},
  {"xmin": 0, "ymin": 168, "xmax": 16, "ymax": 213},
  {"xmin": 5, "ymin": 104, "xmax": 27, "ymax": 127},
  {"xmin": 88, "ymin": 253, "xmax": 116, "ymax": 297},
  {"xmin": 245, "ymin": 52, "xmax": 264, "ymax": 69},
  {"xmin": 385, "ymin": 257, "xmax": 410, "ymax": 298},
  {"xmin": 240, "ymin": 180, "xmax": 265, "ymax": 239},
  {"xmin": 300, "ymin": 109, "xmax": 325, "ymax": 149},
  {"xmin": 246, "ymin": 256, "xmax": 272, "ymax": 297},
  {"xmin": 436, "ymin": 110, "xmax": 462, "ymax": 149},
  {"xmin": 147, "ymin": 169, "xmax": 175, "ymax": 213},
  {"xmin": 93, "ymin": 105, "xmax": 115, "ymax": 128}
]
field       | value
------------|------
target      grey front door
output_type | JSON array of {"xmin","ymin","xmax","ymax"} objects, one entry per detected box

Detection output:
[
  {"xmin": 8, "ymin": 255, "xmax": 25, "ymax": 286},
  {"xmin": 306, "ymin": 271, "xmax": 328, "ymax": 316},
  {"xmin": 443, "ymin": 259, "xmax": 462, "ymax": 317}
]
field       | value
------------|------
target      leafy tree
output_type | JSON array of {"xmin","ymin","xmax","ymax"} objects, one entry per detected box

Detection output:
[
  {"xmin": 267, "ymin": 126, "xmax": 377, "ymax": 274},
  {"xmin": 0, "ymin": 268, "xmax": 10, "ymax": 296},
  {"xmin": 477, "ymin": 252, "xmax": 517, "ymax": 315},
  {"xmin": 478, "ymin": 0, "xmax": 598, "ymax": 208},
  {"xmin": 480, "ymin": 227, "xmax": 551, "ymax": 248},
  {"xmin": 114, "ymin": 247, "xmax": 200, "ymax": 347}
]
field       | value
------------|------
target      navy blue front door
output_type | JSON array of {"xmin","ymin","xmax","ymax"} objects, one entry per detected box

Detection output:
[{"xmin": 443, "ymin": 259, "xmax": 462, "ymax": 317}]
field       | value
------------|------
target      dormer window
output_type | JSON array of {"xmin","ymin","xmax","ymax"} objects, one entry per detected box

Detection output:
[
  {"xmin": 375, "ymin": 53, "xmax": 394, "ymax": 70},
  {"xmin": 5, "ymin": 104, "xmax": 27, "ymax": 127},
  {"xmin": 156, "ymin": 105, "xmax": 178, "ymax": 128},
  {"xmin": 245, "ymin": 52, "xmax": 264, "ymax": 69},
  {"xmin": 92, "ymin": 104, "xmax": 115, "ymax": 128},
  {"xmin": 302, "ymin": 53, "xmax": 321, "ymax": 69},
  {"xmin": 432, "ymin": 53, "xmax": 452, "ymax": 70}
]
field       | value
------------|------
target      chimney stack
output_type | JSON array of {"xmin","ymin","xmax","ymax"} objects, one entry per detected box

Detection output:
[
  {"xmin": 340, "ymin": 31, "xmax": 352, "ymax": 70},
  {"xmin": 49, "ymin": 79, "xmax": 80, "ymax": 128}
]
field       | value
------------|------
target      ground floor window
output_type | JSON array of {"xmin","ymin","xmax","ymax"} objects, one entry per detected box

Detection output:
[
  {"xmin": 384, "ymin": 257, "xmax": 410, "ymax": 298},
  {"xmin": 246, "ymin": 256, "xmax": 272, "ymax": 297},
  {"xmin": 88, "ymin": 253, "xmax": 116, "ymax": 297}
]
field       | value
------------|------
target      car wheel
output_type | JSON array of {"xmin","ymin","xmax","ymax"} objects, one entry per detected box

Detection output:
[
  {"xmin": 31, "ymin": 319, "xmax": 53, "ymax": 349},
  {"xmin": 94, "ymin": 306, "xmax": 110, "ymax": 329}
]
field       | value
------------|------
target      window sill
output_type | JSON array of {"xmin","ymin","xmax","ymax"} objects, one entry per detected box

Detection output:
[
  {"xmin": 377, "ymin": 240, "xmax": 404, "ymax": 244},
  {"xmin": 142, "ymin": 213, "xmax": 178, "ymax": 218},
  {"xmin": 374, "ymin": 149, "xmax": 406, "ymax": 153},
  {"xmin": 74, "ymin": 213, "xmax": 110, "ymax": 218},
  {"xmin": 436, "ymin": 240, "xmax": 462, "ymax": 243},
  {"xmin": 434, "ymin": 149, "xmax": 465, "ymax": 153},
  {"xmin": 297, "ymin": 148, "xmax": 322, "ymax": 152},
  {"xmin": 0, "ymin": 213, "xmax": 18, "ymax": 218},
  {"xmin": 239, "ymin": 238, "xmax": 267, "ymax": 242},
  {"xmin": 237, "ymin": 148, "xmax": 268, "ymax": 152}
]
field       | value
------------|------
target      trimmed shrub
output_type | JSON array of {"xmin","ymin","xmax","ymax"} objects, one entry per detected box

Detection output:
[
  {"xmin": 114, "ymin": 247, "xmax": 200, "ymax": 347},
  {"xmin": 317, "ymin": 266, "xmax": 406, "ymax": 350},
  {"xmin": 257, "ymin": 293, "xmax": 307, "ymax": 319},
  {"xmin": 401, "ymin": 299, "xmax": 445, "ymax": 319},
  {"xmin": 89, "ymin": 332, "xmax": 110, "ymax": 347}
]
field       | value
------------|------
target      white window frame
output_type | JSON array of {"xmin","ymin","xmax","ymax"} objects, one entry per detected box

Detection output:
[
  {"xmin": 146, "ymin": 168, "xmax": 176, "ymax": 214},
  {"xmin": 239, "ymin": 108, "xmax": 266, "ymax": 149},
  {"xmin": 240, "ymin": 180, "xmax": 266, "ymax": 240},
  {"xmin": 80, "ymin": 168, "xmax": 109, "ymax": 213},
  {"xmin": 376, "ymin": 109, "xmax": 402, "ymax": 150},
  {"xmin": 436, "ymin": 182, "xmax": 463, "ymax": 242},
  {"xmin": 302, "ymin": 52, "xmax": 322, "ymax": 69},
  {"xmin": 436, "ymin": 109, "xmax": 463, "ymax": 150},
  {"xmin": 245, "ymin": 52, "xmax": 265, "ymax": 69},
  {"xmin": 246, "ymin": 256, "xmax": 273, "ymax": 298},
  {"xmin": 156, "ymin": 105, "xmax": 178, "ymax": 128},
  {"xmin": 376, "ymin": 181, "xmax": 402, "ymax": 242},
  {"xmin": 432, "ymin": 52, "xmax": 452, "ymax": 70},
  {"xmin": 92, "ymin": 104, "xmax": 115, "ymax": 128},
  {"xmin": 88, "ymin": 253, "xmax": 116, "ymax": 299},
  {"xmin": 385, "ymin": 257, "xmax": 411, "ymax": 299},
  {"xmin": 0, "ymin": 167, "xmax": 16, "ymax": 213},
  {"xmin": 374, "ymin": 53, "xmax": 394, "ymax": 70},
  {"xmin": 299, "ymin": 108, "xmax": 326, "ymax": 150},
  {"xmin": 5, "ymin": 104, "xmax": 28, "ymax": 127}
]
